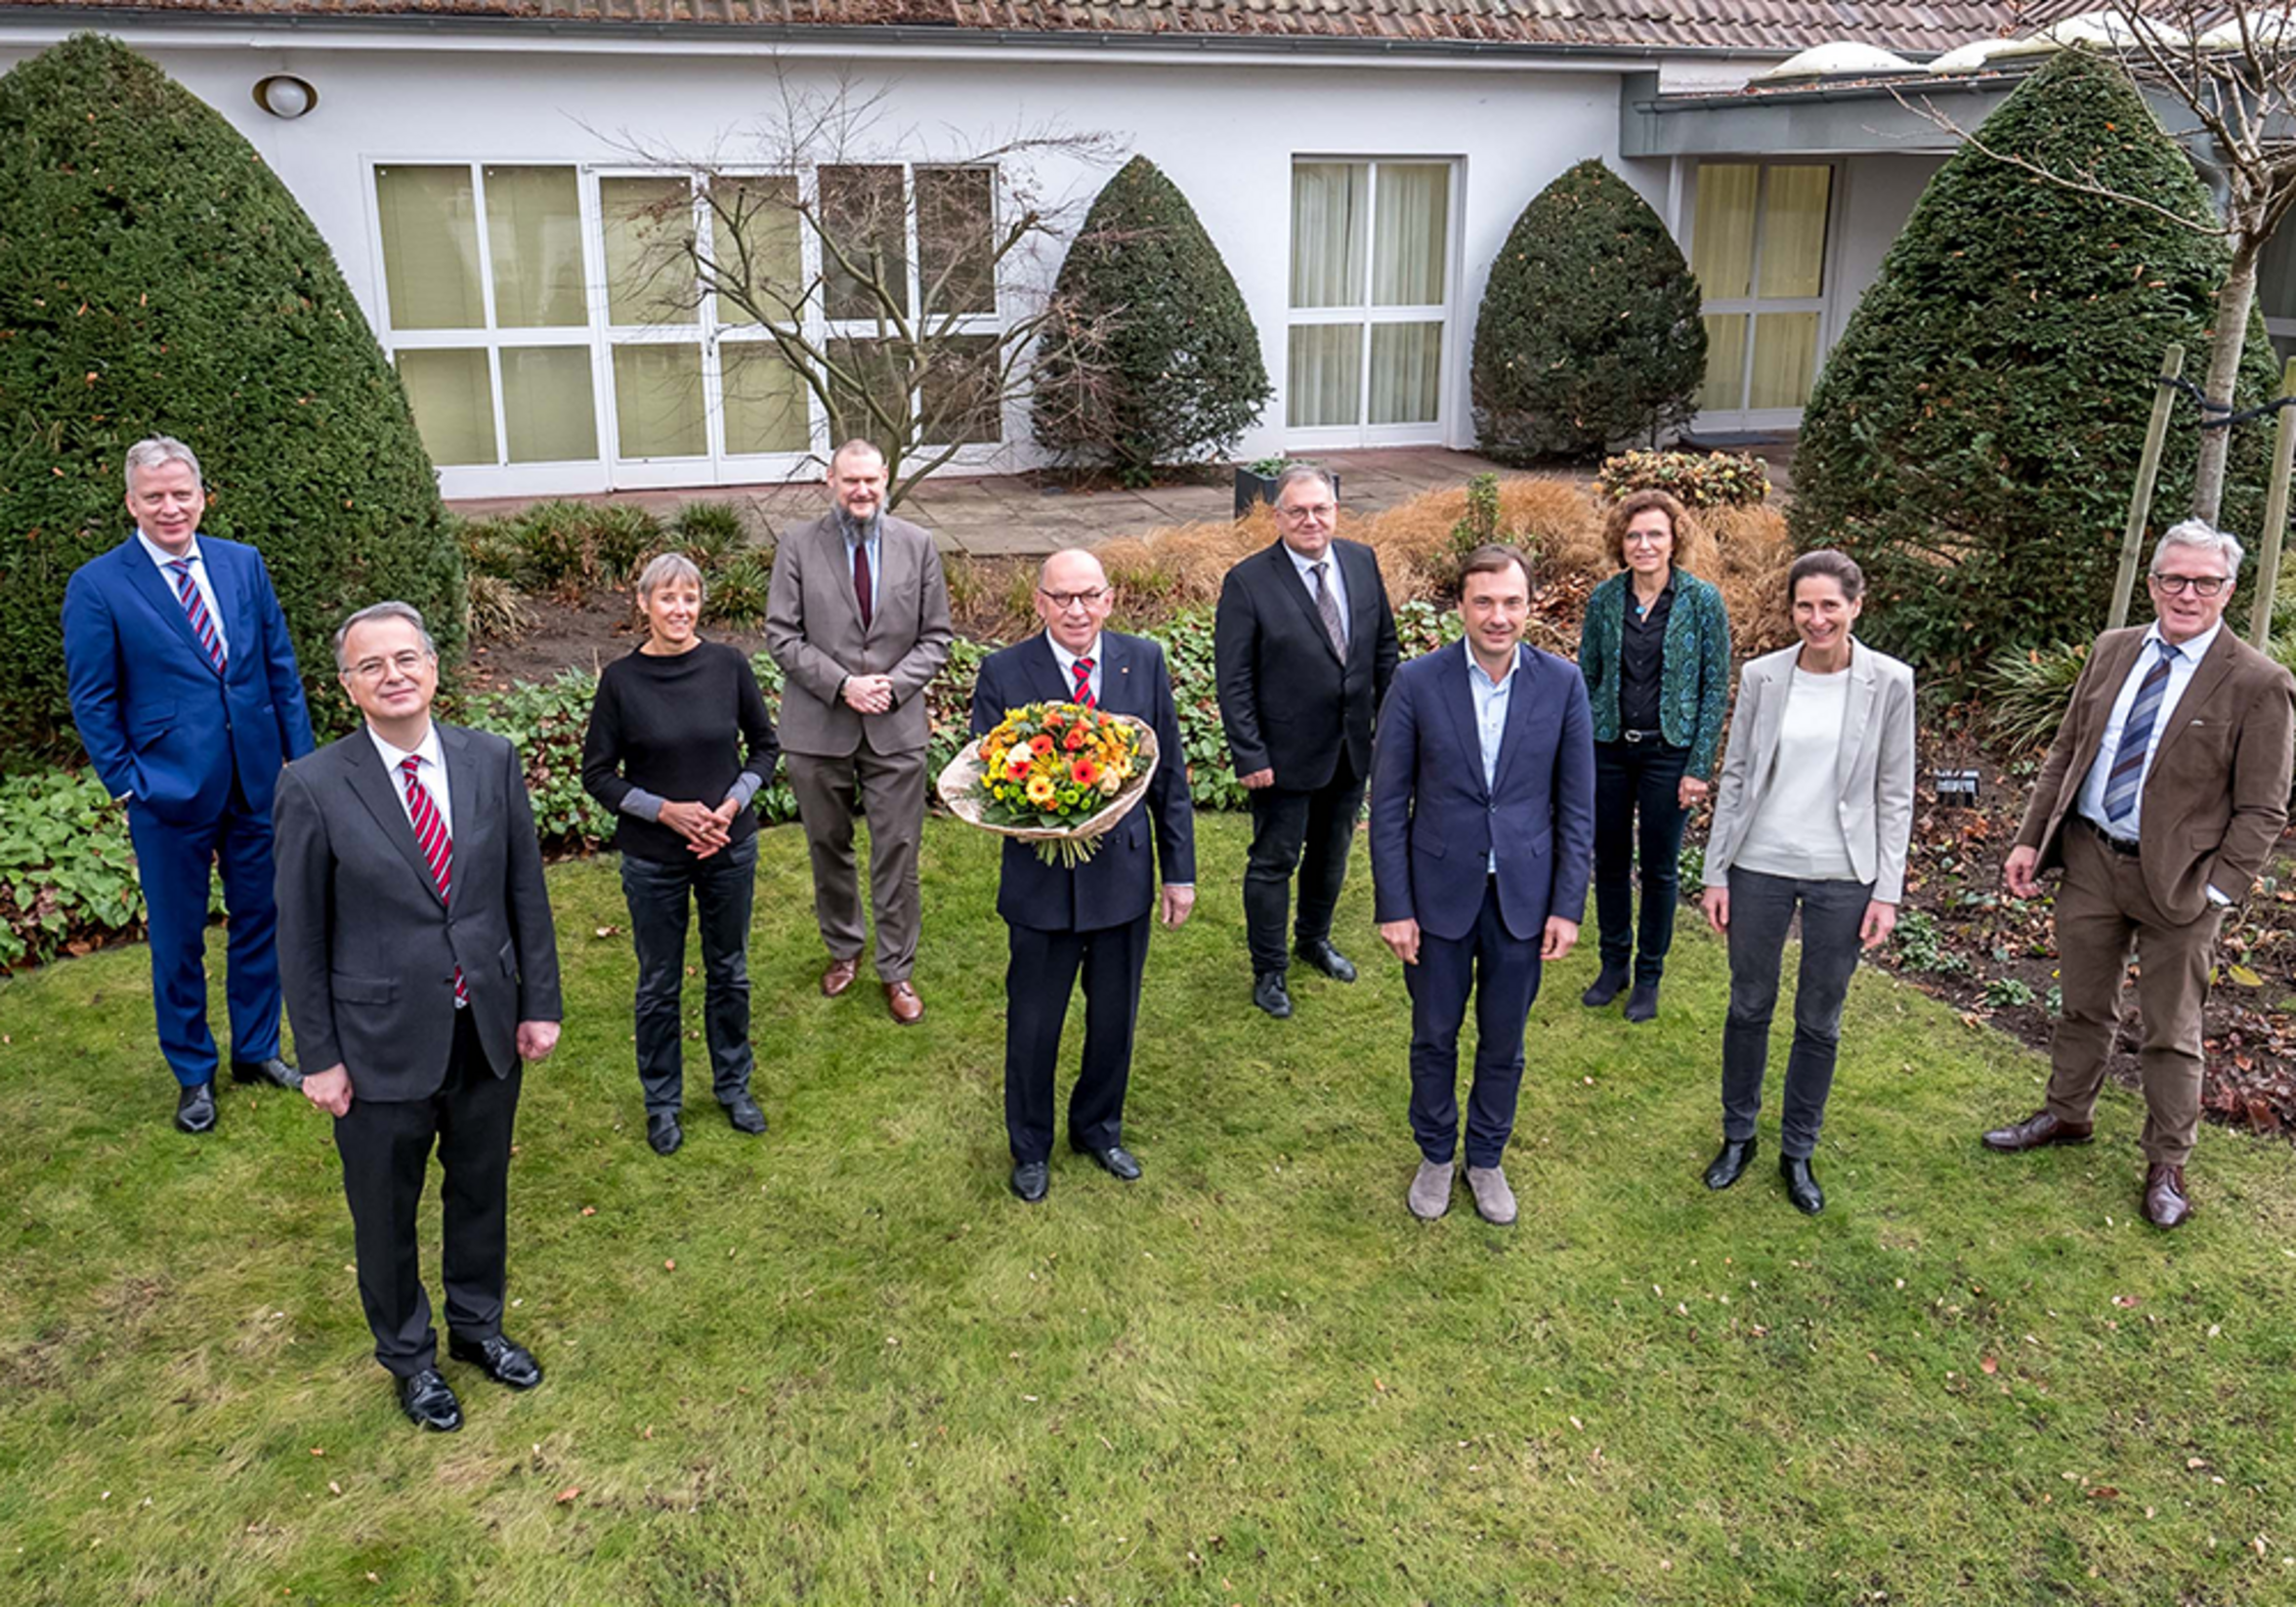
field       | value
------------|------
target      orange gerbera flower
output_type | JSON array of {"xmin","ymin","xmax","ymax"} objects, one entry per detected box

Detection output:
[
  {"xmin": 1071, "ymin": 757, "xmax": 1100, "ymax": 784},
  {"xmin": 1005, "ymin": 754, "xmax": 1033, "ymax": 781},
  {"xmin": 1029, "ymin": 735, "xmax": 1055, "ymax": 756}
]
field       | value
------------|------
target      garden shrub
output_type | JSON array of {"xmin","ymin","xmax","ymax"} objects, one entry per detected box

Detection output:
[
  {"xmin": 1790, "ymin": 46, "xmax": 2279, "ymax": 686},
  {"xmin": 0, "ymin": 769, "xmax": 146, "ymax": 967},
  {"xmin": 1471, "ymin": 158, "xmax": 1706, "ymax": 463},
  {"xmin": 0, "ymin": 33, "xmax": 463, "ymax": 763},
  {"xmin": 1032, "ymin": 155, "xmax": 1271, "ymax": 485},
  {"xmin": 1595, "ymin": 449, "xmax": 1770, "ymax": 508}
]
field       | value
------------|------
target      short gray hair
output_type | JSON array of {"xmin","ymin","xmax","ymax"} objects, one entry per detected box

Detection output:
[
  {"xmin": 634, "ymin": 551, "xmax": 705, "ymax": 606},
  {"xmin": 829, "ymin": 439, "xmax": 885, "ymax": 475},
  {"xmin": 333, "ymin": 601, "xmax": 439, "ymax": 672},
  {"xmin": 1271, "ymin": 463, "xmax": 1334, "ymax": 503},
  {"xmin": 2151, "ymin": 519, "xmax": 2244, "ymax": 580},
  {"xmin": 124, "ymin": 436, "xmax": 203, "ymax": 492}
]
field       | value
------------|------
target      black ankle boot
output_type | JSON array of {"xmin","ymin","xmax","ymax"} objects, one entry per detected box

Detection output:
[
  {"xmin": 1780, "ymin": 1154, "xmax": 1825, "ymax": 1215},
  {"xmin": 1581, "ymin": 966, "xmax": 1629, "ymax": 1007}
]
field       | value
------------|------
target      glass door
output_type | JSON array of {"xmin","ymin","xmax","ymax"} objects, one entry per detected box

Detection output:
[{"xmin": 1689, "ymin": 161, "xmax": 1836, "ymax": 432}]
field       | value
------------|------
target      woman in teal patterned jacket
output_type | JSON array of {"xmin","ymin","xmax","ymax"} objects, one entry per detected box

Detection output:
[{"xmin": 1575, "ymin": 488, "xmax": 1732, "ymax": 1021}]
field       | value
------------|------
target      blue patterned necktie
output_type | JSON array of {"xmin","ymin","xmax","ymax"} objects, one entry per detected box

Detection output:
[
  {"xmin": 166, "ymin": 558, "xmax": 226, "ymax": 673},
  {"xmin": 2102, "ymin": 640, "xmax": 2179, "ymax": 825}
]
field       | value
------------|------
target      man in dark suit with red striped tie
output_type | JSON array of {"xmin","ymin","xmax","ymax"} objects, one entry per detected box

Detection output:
[{"xmin": 274, "ymin": 602, "xmax": 563, "ymax": 1430}]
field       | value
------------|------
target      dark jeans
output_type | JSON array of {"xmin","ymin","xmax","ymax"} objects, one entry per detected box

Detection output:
[
  {"xmin": 620, "ymin": 834, "xmax": 757, "ymax": 1116},
  {"xmin": 1244, "ymin": 756, "xmax": 1365, "ymax": 975},
  {"xmin": 1404, "ymin": 878, "xmax": 1544, "ymax": 1168},
  {"xmin": 1721, "ymin": 867, "xmax": 1872, "ymax": 1159},
  {"xmin": 1592, "ymin": 740, "xmax": 1692, "ymax": 986}
]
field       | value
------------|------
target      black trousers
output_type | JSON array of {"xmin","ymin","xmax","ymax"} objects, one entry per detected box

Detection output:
[
  {"xmin": 1243, "ymin": 754, "xmax": 1365, "ymax": 976},
  {"xmin": 1721, "ymin": 867, "xmax": 1871, "ymax": 1159},
  {"xmin": 1404, "ymin": 878, "xmax": 1544, "ymax": 1168},
  {"xmin": 1003, "ymin": 913, "xmax": 1151, "ymax": 1163},
  {"xmin": 1592, "ymin": 740, "xmax": 1692, "ymax": 986},
  {"xmin": 621, "ymin": 834, "xmax": 757, "ymax": 1116},
  {"xmin": 334, "ymin": 1010, "xmax": 522, "ymax": 1378}
]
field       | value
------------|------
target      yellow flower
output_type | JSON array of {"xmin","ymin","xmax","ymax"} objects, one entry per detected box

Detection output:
[{"xmin": 1025, "ymin": 775, "xmax": 1057, "ymax": 806}]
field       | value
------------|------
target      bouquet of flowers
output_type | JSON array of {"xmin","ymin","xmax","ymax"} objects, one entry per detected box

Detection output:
[{"xmin": 936, "ymin": 701, "xmax": 1159, "ymax": 867}]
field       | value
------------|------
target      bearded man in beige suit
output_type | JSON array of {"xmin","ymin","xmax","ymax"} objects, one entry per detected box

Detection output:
[
  {"xmin": 766, "ymin": 441, "xmax": 954, "ymax": 1024},
  {"xmin": 1983, "ymin": 521, "xmax": 2294, "ymax": 1228}
]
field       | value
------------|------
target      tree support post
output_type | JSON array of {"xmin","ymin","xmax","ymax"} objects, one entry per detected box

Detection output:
[
  {"xmin": 2247, "ymin": 356, "xmax": 2296, "ymax": 650},
  {"xmin": 2110, "ymin": 344, "xmax": 2184, "ymax": 632}
]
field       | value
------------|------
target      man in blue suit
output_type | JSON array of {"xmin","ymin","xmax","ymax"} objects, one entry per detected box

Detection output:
[
  {"xmin": 970, "ymin": 549, "xmax": 1196, "ymax": 1204},
  {"xmin": 62, "ymin": 437, "xmax": 317, "ymax": 1133},
  {"xmin": 1369, "ymin": 543, "xmax": 1594, "ymax": 1225}
]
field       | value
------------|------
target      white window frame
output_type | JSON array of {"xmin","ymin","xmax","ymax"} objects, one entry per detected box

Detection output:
[{"xmin": 1686, "ymin": 157, "xmax": 1850, "ymax": 437}]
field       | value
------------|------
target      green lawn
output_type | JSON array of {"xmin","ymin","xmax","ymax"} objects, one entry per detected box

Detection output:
[{"xmin": 3, "ymin": 815, "xmax": 2292, "ymax": 1606}]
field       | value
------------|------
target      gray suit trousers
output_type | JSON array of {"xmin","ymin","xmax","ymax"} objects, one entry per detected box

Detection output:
[{"xmin": 787, "ymin": 745, "xmax": 927, "ymax": 981}]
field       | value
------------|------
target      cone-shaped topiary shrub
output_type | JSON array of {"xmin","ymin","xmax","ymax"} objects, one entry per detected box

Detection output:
[
  {"xmin": 1032, "ymin": 155, "xmax": 1270, "ymax": 486},
  {"xmin": 1471, "ymin": 158, "xmax": 1706, "ymax": 464},
  {"xmin": 1790, "ymin": 46, "xmax": 2277, "ymax": 685},
  {"xmin": 0, "ymin": 33, "xmax": 463, "ymax": 761}
]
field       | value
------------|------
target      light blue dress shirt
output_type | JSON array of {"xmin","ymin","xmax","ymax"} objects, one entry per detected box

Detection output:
[
  {"xmin": 2075, "ymin": 620, "xmax": 2220, "ymax": 842},
  {"xmin": 1466, "ymin": 642, "xmax": 1520, "ymax": 872},
  {"xmin": 834, "ymin": 507, "xmax": 882, "ymax": 616}
]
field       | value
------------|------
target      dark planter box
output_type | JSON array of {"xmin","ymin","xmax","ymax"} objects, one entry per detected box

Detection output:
[{"xmin": 1233, "ymin": 466, "xmax": 1339, "ymax": 520}]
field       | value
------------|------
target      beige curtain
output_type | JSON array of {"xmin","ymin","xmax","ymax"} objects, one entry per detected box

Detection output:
[
  {"xmin": 602, "ymin": 177, "xmax": 696, "ymax": 328},
  {"xmin": 500, "ymin": 347, "xmax": 598, "ymax": 463},
  {"xmin": 397, "ymin": 349, "xmax": 495, "ymax": 465},
  {"xmin": 1372, "ymin": 164, "xmax": 1448, "ymax": 308},
  {"xmin": 1690, "ymin": 163, "xmax": 1757, "ymax": 303},
  {"xmin": 1291, "ymin": 163, "xmax": 1368, "ymax": 310},
  {"xmin": 720, "ymin": 342, "xmax": 811, "ymax": 454},
  {"xmin": 485, "ymin": 166, "xmax": 586, "ymax": 329},
  {"xmin": 612, "ymin": 343, "xmax": 706, "ymax": 458},
  {"xmin": 1758, "ymin": 167, "xmax": 1832, "ymax": 300},
  {"xmin": 1700, "ymin": 315, "xmax": 1748, "ymax": 412},
  {"xmin": 1369, "ymin": 322, "xmax": 1441, "ymax": 425},
  {"xmin": 1288, "ymin": 324, "xmax": 1363, "ymax": 428},
  {"xmin": 377, "ymin": 166, "xmax": 484, "ymax": 330},
  {"xmin": 1749, "ymin": 313, "xmax": 1820, "ymax": 410}
]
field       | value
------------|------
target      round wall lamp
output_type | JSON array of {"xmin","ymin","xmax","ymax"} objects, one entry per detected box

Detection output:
[{"xmin": 252, "ymin": 74, "xmax": 318, "ymax": 119}]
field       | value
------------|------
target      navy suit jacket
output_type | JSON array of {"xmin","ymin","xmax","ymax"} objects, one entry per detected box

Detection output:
[
  {"xmin": 1368, "ymin": 640, "xmax": 1595, "ymax": 944},
  {"xmin": 970, "ymin": 631, "xmax": 1196, "ymax": 933},
  {"xmin": 63, "ymin": 532, "xmax": 315, "ymax": 825}
]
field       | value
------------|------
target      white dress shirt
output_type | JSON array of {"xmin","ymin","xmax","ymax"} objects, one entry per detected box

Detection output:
[
  {"xmin": 366, "ymin": 721, "xmax": 453, "ymax": 840},
  {"xmin": 1046, "ymin": 633, "xmax": 1104, "ymax": 706},
  {"xmin": 2075, "ymin": 620, "xmax": 2220, "ymax": 843},
  {"xmin": 136, "ymin": 529, "xmax": 230, "ymax": 656},
  {"xmin": 1283, "ymin": 539, "xmax": 1349, "ymax": 647}
]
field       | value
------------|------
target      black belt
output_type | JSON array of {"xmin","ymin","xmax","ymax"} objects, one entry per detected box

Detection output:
[
  {"xmin": 1621, "ymin": 729, "xmax": 1668, "ymax": 744},
  {"xmin": 2078, "ymin": 817, "xmax": 2141, "ymax": 858}
]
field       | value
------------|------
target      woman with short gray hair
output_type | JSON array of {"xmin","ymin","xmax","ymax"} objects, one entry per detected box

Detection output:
[{"xmin": 581, "ymin": 551, "xmax": 780, "ymax": 1156}]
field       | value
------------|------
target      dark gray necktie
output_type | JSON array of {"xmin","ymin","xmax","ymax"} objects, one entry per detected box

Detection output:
[{"xmin": 1312, "ymin": 561, "xmax": 1346, "ymax": 656}]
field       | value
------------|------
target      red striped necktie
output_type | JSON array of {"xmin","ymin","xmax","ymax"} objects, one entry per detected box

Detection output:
[
  {"xmin": 399, "ymin": 754, "xmax": 467, "ymax": 1004},
  {"xmin": 1070, "ymin": 656, "xmax": 1095, "ymax": 708},
  {"xmin": 165, "ymin": 558, "xmax": 227, "ymax": 673}
]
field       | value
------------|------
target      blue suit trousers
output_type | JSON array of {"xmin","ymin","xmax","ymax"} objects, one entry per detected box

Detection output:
[{"xmin": 128, "ymin": 776, "xmax": 283, "ymax": 1086}]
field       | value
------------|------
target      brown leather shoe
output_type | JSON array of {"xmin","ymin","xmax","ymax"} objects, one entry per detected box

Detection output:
[
  {"xmin": 2143, "ymin": 1163, "xmax": 2193, "ymax": 1229},
  {"xmin": 1980, "ymin": 1110, "xmax": 2094, "ymax": 1153},
  {"xmin": 884, "ymin": 980, "xmax": 924, "ymax": 1025},
  {"xmin": 821, "ymin": 955, "xmax": 861, "ymax": 998}
]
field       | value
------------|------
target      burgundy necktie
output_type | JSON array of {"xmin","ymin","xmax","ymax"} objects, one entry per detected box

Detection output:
[
  {"xmin": 853, "ymin": 538, "xmax": 873, "ymax": 632},
  {"xmin": 400, "ymin": 755, "xmax": 467, "ymax": 1004},
  {"xmin": 1071, "ymin": 656, "xmax": 1095, "ymax": 708}
]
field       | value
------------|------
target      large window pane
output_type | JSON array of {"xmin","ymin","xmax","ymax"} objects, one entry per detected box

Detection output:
[
  {"xmin": 820, "ymin": 166, "xmax": 910, "ymax": 323},
  {"xmin": 1291, "ymin": 163, "xmax": 1368, "ymax": 310},
  {"xmin": 397, "ymin": 348, "xmax": 496, "ymax": 465},
  {"xmin": 1699, "ymin": 315, "xmax": 1748, "ymax": 412},
  {"xmin": 485, "ymin": 166, "xmax": 586, "ymax": 329},
  {"xmin": 917, "ymin": 166, "xmax": 998, "ymax": 317},
  {"xmin": 919, "ymin": 335, "xmax": 1001, "ymax": 445},
  {"xmin": 1368, "ymin": 322, "xmax": 1441, "ymax": 425},
  {"xmin": 603, "ymin": 177, "xmax": 696, "ymax": 327},
  {"xmin": 377, "ymin": 166, "xmax": 484, "ymax": 330},
  {"xmin": 1372, "ymin": 164, "xmax": 1449, "ymax": 308},
  {"xmin": 2262, "ymin": 213, "xmax": 2296, "ymax": 322},
  {"xmin": 501, "ymin": 347, "xmax": 598, "ymax": 463},
  {"xmin": 1749, "ymin": 313, "xmax": 1821, "ymax": 409},
  {"xmin": 1287, "ymin": 324, "xmax": 1363, "ymax": 428},
  {"xmin": 721, "ymin": 342, "xmax": 811, "ymax": 454},
  {"xmin": 612, "ymin": 343, "xmax": 705, "ymax": 458},
  {"xmin": 1757, "ymin": 166, "xmax": 1832, "ymax": 299},
  {"xmin": 827, "ymin": 336, "xmax": 910, "ymax": 444},
  {"xmin": 1690, "ymin": 163, "xmax": 1757, "ymax": 302},
  {"xmin": 707, "ymin": 175, "xmax": 804, "ymax": 328}
]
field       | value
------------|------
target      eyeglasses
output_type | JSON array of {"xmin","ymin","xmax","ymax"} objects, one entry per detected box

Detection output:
[
  {"xmin": 2148, "ymin": 573, "xmax": 2230, "ymax": 597},
  {"xmin": 1039, "ymin": 588, "xmax": 1109, "ymax": 612},
  {"xmin": 347, "ymin": 650, "xmax": 430, "ymax": 682},
  {"xmin": 1622, "ymin": 531, "xmax": 1671, "ymax": 548},
  {"xmin": 1276, "ymin": 503, "xmax": 1337, "ymax": 522}
]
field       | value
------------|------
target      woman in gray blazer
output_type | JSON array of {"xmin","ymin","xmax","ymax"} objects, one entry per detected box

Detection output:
[{"xmin": 1697, "ymin": 550, "xmax": 1915, "ymax": 1214}]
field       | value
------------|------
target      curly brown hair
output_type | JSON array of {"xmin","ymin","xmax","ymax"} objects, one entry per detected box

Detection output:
[{"xmin": 1600, "ymin": 487, "xmax": 1718, "ymax": 578}]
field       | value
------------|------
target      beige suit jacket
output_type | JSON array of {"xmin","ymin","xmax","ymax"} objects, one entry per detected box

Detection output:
[
  {"xmin": 2015, "ymin": 624, "xmax": 2294, "ymax": 923},
  {"xmin": 765, "ymin": 511, "xmax": 954, "ymax": 757}
]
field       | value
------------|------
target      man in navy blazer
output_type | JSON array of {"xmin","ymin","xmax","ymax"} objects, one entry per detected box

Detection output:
[
  {"xmin": 62, "ymin": 437, "xmax": 316, "ymax": 1133},
  {"xmin": 1369, "ymin": 544, "xmax": 1594, "ymax": 1225},
  {"xmin": 970, "ymin": 549, "xmax": 1196, "ymax": 1204}
]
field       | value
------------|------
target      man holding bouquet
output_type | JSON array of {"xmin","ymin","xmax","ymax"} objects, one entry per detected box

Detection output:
[{"xmin": 970, "ymin": 549, "xmax": 1196, "ymax": 1204}]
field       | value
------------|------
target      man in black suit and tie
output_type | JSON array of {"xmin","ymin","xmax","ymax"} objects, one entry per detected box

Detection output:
[
  {"xmin": 970, "ymin": 549, "xmax": 1197, "ymax": 1204},
  {"xmin": 275, "ymin": 602, "xmax": 563, "ymax": 1431},
  {"xmin": 1215, "ymin": 465, "xmax": 1399, "ymax": 1019}
]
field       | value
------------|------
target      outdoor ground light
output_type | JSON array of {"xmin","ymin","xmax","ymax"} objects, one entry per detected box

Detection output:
[
  {"xmin": 1933, "ymin": 767, "xmax": 1980, "ymax": 805},
  {"xmin": 253, "ymin": 74, "xmax": 318, "ymax": 119}
]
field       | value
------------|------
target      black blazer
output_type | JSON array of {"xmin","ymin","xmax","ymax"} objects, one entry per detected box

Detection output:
[
  {"xmin": 274, "ymin": 722, "xmax": 564, "ymax": 1101},
  {"xmin": 1212, "ymin": 537, "xmax": 1399, "ymax": 790},
  {"xmin": 970, "ymin": 631, "xmax": 1196, "ymax": 933}
]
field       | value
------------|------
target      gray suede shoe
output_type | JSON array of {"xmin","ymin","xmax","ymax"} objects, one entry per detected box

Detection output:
[
  {"xmin": 1465, "ymin": 1164, "xmax": 1517, "ymax": 1225},
  {"xmin": 1407, "ymin": 1160, "xmax": 1455, "ymax": 1220}
]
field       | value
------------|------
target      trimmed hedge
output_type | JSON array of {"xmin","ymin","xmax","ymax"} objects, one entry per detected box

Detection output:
[
  {"xmin": 1472, "ymin": 158, "xmax": 1706, "ymax": 462},
  {"xmin": 0, "ymin": 34, "xmax": 462, "ymax": 763},
  {"xmin": 1790, "ymin": 47, "xmax": 2278, "ymax": 685},
  {"xmin": 1031, "ymin": 156, "xmax": 1271, "ymax": 486}
]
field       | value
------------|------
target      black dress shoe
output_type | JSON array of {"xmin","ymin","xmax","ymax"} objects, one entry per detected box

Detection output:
[
  {"xmin": 230, "ymin": 1054, "xmax": 301, "ymax": 1090},
  {"xmin": 1781, "ymin": 1154, "xmax": 1825, "ymax": 1215},
  {"xmin": 174, "ymin": 1081, "xmax": 217, "ymax": 1134},
  {"xmin": 448, "ymin": 1332, "xmax": 543, "ymax": 1390},
  {"xmin": 646, "ymin": 1112, "xmax": 683, "ymax": 1156},
  {"xmin": 1296, "ymin": 939, "xmax": 1358, "ymax": 984},
  {"xmin": 1253, "ymin": 971, "xmax": 1294, "ymax": 1019},
  {"xmin": 1076, "ymin": 1143, "xmax": 1143, "ymax": 1181},
  {"xmin": 1009, "ymin": 1161, "xmax": 1049, "ymax": 1203},
  {"xmin": 1581, "ymin": 967, "xmax": 1629, "ymax": 1008},
  {"xmin": 1703, "ymin": 1136, "xmax": 1756, "ymax": 1191},
  {"xmin": 1623, "ymin": 982, "xmax": 1660, "ymax": 1024},
  {"xmin": 398, "ymin": 1368, "xmax": 462, "ymax": 1431},
  {"xmin": 721, "ymin": 1093, "xmax": 767, "ymax": 1135}
]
